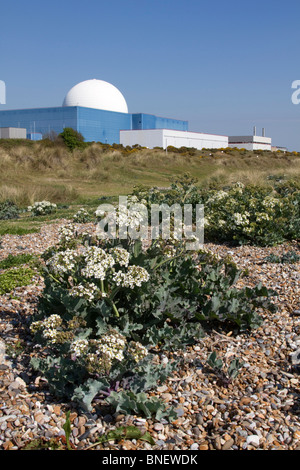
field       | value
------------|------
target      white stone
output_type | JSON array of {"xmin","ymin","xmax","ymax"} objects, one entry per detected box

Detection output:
[{"xmin": 246, "ymin": 435, "xmax": 260, "ymax": 447}]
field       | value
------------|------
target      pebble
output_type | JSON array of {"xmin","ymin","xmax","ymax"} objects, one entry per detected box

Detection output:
[
  {"xmin": 222, "ymin": 438, "xmax": 234, "ymax": 450},
  {"xmin": 0, "ymin": 225, "xmax": 300, "ymax": 450},
  {"xmin": 190, "ymin": 443, "xmax": 199, "ymax": 450},
  {"xmin": 246, "ymin": 435, "xmax": 260, "ymax": 447}
]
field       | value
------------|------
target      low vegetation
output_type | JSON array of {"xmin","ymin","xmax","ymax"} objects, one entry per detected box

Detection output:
[
  {"xmin": 0, "ymin": 266, "xmax": 35, "ymax": 295},
  {"xmin": 29, "ymin": 221, "xmax": 276, "ymax": 416},
  {"xmin": 0, "ymin": 137, "xmax": 299, "ymax": 207},
  {"xmin": 0, "ymin": 138, "xmax": 299, "ymax": 427}
]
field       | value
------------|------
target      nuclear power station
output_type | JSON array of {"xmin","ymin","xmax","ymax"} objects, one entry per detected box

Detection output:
[{"xmin": 0, "ymin": 79, "xmax": 272, "ymax": 150}]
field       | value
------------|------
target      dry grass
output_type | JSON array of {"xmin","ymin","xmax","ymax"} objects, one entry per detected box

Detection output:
[{"xmin": 0, "ymin": 140, "xmax": 299, "ymax": 206}]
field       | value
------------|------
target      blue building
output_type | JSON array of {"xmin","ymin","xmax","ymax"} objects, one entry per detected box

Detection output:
[{"xmin": 0, "ymin": 79, "xmax": 188, "ymax": 144}]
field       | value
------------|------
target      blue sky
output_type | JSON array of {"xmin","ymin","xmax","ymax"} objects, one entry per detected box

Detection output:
[{"xmin": 1, "ymin": 0, "xmax": 300, "ymax": 150}]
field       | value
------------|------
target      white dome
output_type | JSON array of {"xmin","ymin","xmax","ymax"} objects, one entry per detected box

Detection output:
[{"xmin": 62, "ymin": 79, "xmax": 128, "ymax": 113}]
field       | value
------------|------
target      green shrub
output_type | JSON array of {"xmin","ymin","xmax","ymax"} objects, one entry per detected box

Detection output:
[
  {"xmin": 59, "ymin": 128, "xmax": 85, "ymax": 151},
  {"xmin": 28, "ymin": 200, "xmax": 57, "ymax": 216},
  {"xmin": 0, "ymin": 253, "xmax": 35, "ymax": 270},
  {"xmin": 0, "ymin": 267, "xmax": 35, "ymax": 294},
  {"xmin": 264, "ymin": 250, "xmax": 300, "ymax": 264},
  {"xmin": 29, "ymin": 220, "xmax": 276, "ymax": 414},
  {"xmin": 130, "ymin": 176, "xmax": 300, "ymax": 246},
  {"xmin": 72, "ymin": 207, "xmax": 94, "ymax": 223},
  {"xmin": 0, "ymin": 200, "xmax": 19, "ymax": 220}
]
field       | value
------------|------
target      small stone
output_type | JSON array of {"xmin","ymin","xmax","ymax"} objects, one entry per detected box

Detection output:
[
  {"xmin": 190, "ymin": 443, "xmax": 199, "ymax": 450},
  {"xmin": 222, "ymin": 438, "xmax": 234, "ymax": 450},
  {"xmin": 135, "ymin": 418, "xmax": 146, "ymax": 426},
  {"xmin": 213, "ymin": 436, "xmax": 222, "ymax": 450},
  {"xmin": 53, "ymin": 405, "xmax": 61, "ymax": 416},
  {"xmin": 153, "ymin": 423, "xmax": 164, "ymax": 432},
  {"xmin": 77, "ymin": 416, "xmax": 86, "ymax": 427},
  {"xmin": 157, "ymin": 385, "xmax": 168, "ymax": 393},
  {"xmin": 184, "ymin": 375, "xmax": 194, "ymax": 384},
  {"xmin": 161, "ymin": 393, "xmax": 173, "ymax": 403},
  {"xmin": 246, "ymin": 435, "xmax": 260, "ymax": 447},
  {"xmin": 115, "ymin": 414, "xmax": 125, "ymax": 422},
  {"xmin": 156, "ymin": 440, "xmax": 165, "ymax": 447},
  {"xmin": 15, "ymin": 377, "xmax": 27, "ymax": 388},
  {"xmin": 3, "ymin": 440, "xmax": 14, "ymax": 450},
  {"xmin": 192, "ymin": 427, "xmax": 201, "ymax": 437},
  {"xmin": 291, "ymin": 349, "xmax": 300, "ymax": 365},
  {"xmin": 175, "ymin": 407, "xmax": 185, "ymax": 417},
  {"xmin": 199, "ymin": 443, "xmax": 209, "ymax": 450},
  {"xmin": 195, "ymin": 414, "xmax": 204, "ymax": 425},
  {"xmin": 240, "ymin": 397, "xmax": 252, "ymax": 405}
]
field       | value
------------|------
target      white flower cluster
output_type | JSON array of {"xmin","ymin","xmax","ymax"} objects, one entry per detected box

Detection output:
[
  {"xmin": 96, "ymin": 205, "xmax": 145, "ymax": 231},
  {"xmin": 30, "ymin": 314, "xmax": 63, "ymax": 344},
  {"xmin": 207, "ymin": 190, "xmax": 228, "ymax": 204},
  {"xmin": 70, "ymin": 331, "xmax": 149, "ymax": 373},
  {"xmin": 112, "ymin": 265, "xmax": 150, "ymax": 288},
  {"xmin": 256, "ymin": 212, "xmax": 271, "ymax": 222},
  {"xmin": 163, "ymin": 245, "xmax": 177, "ymax": 258},
  {"xmin": 81, "ymin": 246, "xmax": 115, "ymax": 280},
  {"xmin": 232, "ymin": 212, "xmax": 250, "ymax": 226},
  {"xmin": 70, "ymin": 338, "xmax": 89, "ymax": 357},
  {"xmin": 47, "ymin": 249, "xmax": 78, "ymax": 276},
  {"xmin": 231, "ymin": 182, "xmax": 245, "ymax": 194},
  {"xmin": 127, "ymin": 341, "xmax": 148, "ymax": 362},
  {"xmin": 70, "ymin": 330, "xmax": 128, "ymax": 374},
  {"xmin": 93, "ymin": 330, "xmax": 126, "ymax": 362},
  {"xmin": 70, "ymin": 282, "xmax": 99, "ymax": 301},
  {"xmin": 46, "ymin": 240, "xmax": 150, "ymax": 292},
  {"xmin": 262, "ymin": 196, "xmax": 281, "ymax": 209},
  {"xmin": 109, "ymin": 246, "xmax": 130, "ymax": 266},
  {"xmin": 28, "ymin": 200, "xmax": 57, "ymax": 215},
  {"xmin": 115, "ymin": 205, "xmax": 145, "ymax": 230},
  {"xmin": 58, "ymin": 223, "xmax": 76, "ymax": 244},
  {"xmin": 73, "ymin": 208, "xmax": 91, "ymax": 223}
]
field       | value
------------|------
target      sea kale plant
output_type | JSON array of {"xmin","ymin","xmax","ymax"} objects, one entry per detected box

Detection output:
[
  {"xmin": 0, "ymin": 200, "xmax": 20, "ymax": 220},
  {"xmin": 130, "ymin": 176, "xmax": 300, "ymax": 246},
  {"xmin": 30, "ymin": 211, "xmax": 276, "ymax": 417},
  {"xmin": 28, "ymin": 200, "xmax": 57, "ymax": 216},
  {"xmin": 72, "ymin": 207, "xmax": 94, "ymax": 224}
]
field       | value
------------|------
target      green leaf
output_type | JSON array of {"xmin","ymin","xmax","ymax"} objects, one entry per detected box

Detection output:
[
  {"xmin": 227, "ymin": 359, "xmax": 244, "ymax": 379},
  {"xmin": 207, "ymin": 351, "xmax": 223, "ymax": 370},
  {"xmin": 97, "ymin": 425, "xmax": 155, "ymax": 445},
  {"xmin": 62, "ymin": 411, "xmax": 72, "ymax": 450},
  {"xmin": 72, "ymin": 378, "xmax": 110, "ymax": 411}
]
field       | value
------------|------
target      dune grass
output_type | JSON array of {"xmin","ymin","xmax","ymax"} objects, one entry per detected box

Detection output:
[{"xmin": 0, "ymin": 140, "xmax": 299, "ymax": 210}]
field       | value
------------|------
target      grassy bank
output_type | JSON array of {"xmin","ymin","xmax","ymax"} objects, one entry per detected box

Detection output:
[{"xmin": 0, "ymin": 139, "xmax": 299, "ymax": 208}]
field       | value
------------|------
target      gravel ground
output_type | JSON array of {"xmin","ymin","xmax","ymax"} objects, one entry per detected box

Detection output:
[{"xmin": 0, "ymin": 221, "xmax": 299, "ymax": 451}]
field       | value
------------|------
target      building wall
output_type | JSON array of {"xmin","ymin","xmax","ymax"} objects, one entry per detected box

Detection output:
[
  {"xmin": 228, "ymin": 142, "xmax": 272, "ymax": 151},
  {"xmin": 77, "ymin": 107, "xmax": 132, "ymax": 143},
  {"xmin": 131, "ymin": 113, "xmax": 188, "ymax": 131},
  {"xmin": 0, "ymin": 107, "xmax": 78, "ymax": 137},
  {"xmin": 120, "ymin": 129, "xmax": 228, "ymax": 150},
  {"xmin": 0, "ymin": 107, "xmax": 188, "ymax": 144},
  {"xmin": 228, "ymin": 135, "xmax": 272, "ymax": 151},
  {"xmin": 0, "ymin": 127, "xmax": 27, "ymax": 139},
  {"xmin": 27, "ymin": 132, "xmax": 43, "ymax": 141}
]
